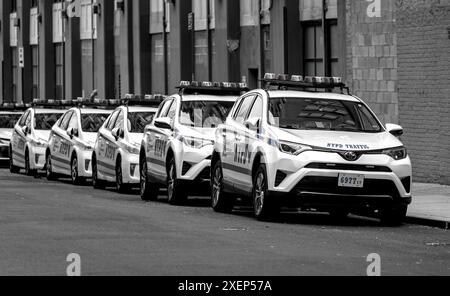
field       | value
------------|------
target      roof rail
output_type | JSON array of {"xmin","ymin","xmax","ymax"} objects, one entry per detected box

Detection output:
[
  {"xmin": 262, "ymin": 73, "xmax": 351, "ymax": 95},
  {"xmin": 176, "ymin": 81, "xmax": 249, "ymax": 96}
]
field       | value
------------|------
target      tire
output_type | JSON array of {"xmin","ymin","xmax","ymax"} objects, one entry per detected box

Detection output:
[
  {"xmin": 167, "ymin": 158, "xmax": 186, "ymax": 205},
  {"xmin": 211, "ymin": 159, "xmax": 235, "ymax": 213},
  {"xmin": 71, "ymin": 156, "xmax": 84, "ymax": 185},
  {"xmin": 9, "ymin": 146, "xmax": 20, "ymax": 174},
  {"xmin": 253, "ymin": 164, "xmax": 280, "ymax": 221},
  {"xmin": 380, "ymin": 205, "xmax": 408, "ymax": 226},
  {"xmin": 115, "ymin": 157, "xmax": 130, "ymax": 193},
  {"xmin": 140, "ymin": 156, "xmax": 159, "ymax": 201},
  {"xmin": 25, "ymin": 149, "xmax": 37, "ymax": 177},
  {"xmin": 45, "ymin": 153, "xmax": 57, "ymax": 181},
  {"xmin": 92, "ymin": 155, "xmax": 105, "ymax": 189}
]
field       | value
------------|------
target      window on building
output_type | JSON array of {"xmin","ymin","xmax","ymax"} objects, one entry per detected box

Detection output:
[
  {"xmin": 80, "ymin": 0, "xmax": 97, "ymax": 40},
  {"xmin": 11, "ymin": 47, "xmax": 18, "ymax": 102},
  {"xmin": 53, "ymin": 0, "xmax": 65, "ymax": 100},
  {"xmin": 31, "ymin": 46, "xmax": 39, "ymax": 99},
  {"xmin": 300, "ymin": 0, "xmax": 338, "ymax": 77},
  {"xmin": 192, "ymin": 0, "xmax": 215, "ymax": 81},
  {"xmin": 240, "ymin": 0, "xmax": 259, "ymax": 27}
]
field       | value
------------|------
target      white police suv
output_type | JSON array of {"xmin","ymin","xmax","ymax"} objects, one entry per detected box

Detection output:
[
  {"xmin": 211, "ymin": 74, "xmax": 412, "ymax": 225},
  {"xmin": 0, "ymin": 103, "xmax": 25, "ymax": 164},
  {"xmin": 139, "ymin": 81, "xmax": 247, "ymax": 204},
  {"xmin": 10, "ymin": 100, "xmax": 66, "ymax": 176},
  {"xmin": 92, "ymin": 95, "xmax": 161, "ymax": 193},
  {"xmin": 46, "ymin": 99, "xmax": 114, "ymax": 184}
]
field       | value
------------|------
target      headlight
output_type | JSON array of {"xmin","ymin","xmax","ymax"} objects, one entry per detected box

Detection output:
[
  {"xmin": 181, "ymin": 136, "xmax": 214, "ymax": 149},
  {"xmin": 383, "ymin": 147, "xmax": 408, "ymax": 160},
  {"xmin": 125, "ymin": 144, "xmax": 140, "ymax": 155},
  {"xmin": 278, "ymin": 140, "xmax": 312, "ymax": 156}
]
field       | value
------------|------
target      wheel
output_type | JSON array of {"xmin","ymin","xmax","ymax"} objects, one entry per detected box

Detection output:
[
  {"xmin": 329, "ymin": 209, "xmax": 350, "ymax": 220},
  {"xmin": 92, "ymin": 155, "xmax": 105, "ymax": 189},
  {"xmin": 25, "ymin": 150, "xmax": 37, "ymax": 177},
  {"xmin": 380, "ymin": 205, "xmax": 408, "ymax": 226},
  {"xmin": 9, "ymin": 146, "xmax": 20, "ymax": 174},
  {"xmin": 45, "ymin": 153, "xmax": 57, "ymax": 181},
  {"xmin": 211, "ymin": 159, "xmax": 235, "ymax": 213},
  {"xmin": 167, "ymin": 158, "xmax": 186, "ymax": 205},
  {"xmin": 71, "ymin": 156, "xmax": 84, "ymax": 185},
  {"xmin": 253, "ymin": 164, "xmax": 280, "ymax": 221},
  {"xmin": 115, "ymin": 157, "xmax": 130, "ymax": 193},
  {"xmin": 140, "ymin": 156, "xmax": 159, "ymax": 201}
]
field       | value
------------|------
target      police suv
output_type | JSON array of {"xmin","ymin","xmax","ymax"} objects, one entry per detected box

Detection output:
[
  {"xmin": 139, "ymin": 81, "xmax": 247, "ymax": 204},
  {"xmin": 0, "ymin": 103, "xmax": 25, "ymax": 163},
  {"xmin": 46, "ymin": 99, "xmax": 114, "ymax": 184},
  {"xmin": 211, "ymin": 74, "xmax": 412, "ymax": 225},
  {"xmin": 10, "ymin": 100, "xmax": 66, "ymax": 176},
  {"xmin": 92, "ymin": 95, "xmax": 161, "ymax": 193}
]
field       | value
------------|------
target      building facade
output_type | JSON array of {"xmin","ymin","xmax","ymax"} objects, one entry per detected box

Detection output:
[{"xmin": 1, "ymin": 0, "xmax": 450, "ymax": 184}]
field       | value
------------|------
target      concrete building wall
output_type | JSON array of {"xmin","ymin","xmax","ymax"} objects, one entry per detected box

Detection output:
[{"xmin": 397, "ymin": 0, "xmax": 450, "ymax": 184}]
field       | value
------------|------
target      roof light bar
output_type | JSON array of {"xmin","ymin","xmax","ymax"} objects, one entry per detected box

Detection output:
[
  {"xmin": 122, "ymin": 94, "xmax": 166, "ymax": 107},
  {"xmin": 177, "ymin": 80, "xmax": 249, "ymax": 96},
  {"xmin": 262, "ymin": 73, "xmax": 349, "ymax": 94}
]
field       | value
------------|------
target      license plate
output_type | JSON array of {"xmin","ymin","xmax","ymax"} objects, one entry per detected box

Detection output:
[{"xmin": 338, "ymin": 173, "xmax": 364, "ymax": 188}]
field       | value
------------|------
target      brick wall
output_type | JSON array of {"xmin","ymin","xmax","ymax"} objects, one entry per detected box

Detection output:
[
  {"xmin": 346, "ymin": 0, "xmax": 399, "ymax": 124},
  {"xmin": 397, "ymin": 0, "xmax": 450, "ymax": 184}
]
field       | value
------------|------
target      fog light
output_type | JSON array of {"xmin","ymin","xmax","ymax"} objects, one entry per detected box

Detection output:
[
  {"xmin": 130, "ymin": 164, "xmax": 137, "ymax": 177},
  {"xmin": 85, "ymin": 160, "xmax": 90, "ymax": 171},
  {"xmin": 35, "ymin": 154, "xmax": 41, "ymax": 164}
]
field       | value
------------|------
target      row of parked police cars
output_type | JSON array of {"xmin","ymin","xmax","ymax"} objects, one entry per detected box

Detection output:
[{"xmin": 0, "ymin": 74, "xmax": 413, "ymax": 225}]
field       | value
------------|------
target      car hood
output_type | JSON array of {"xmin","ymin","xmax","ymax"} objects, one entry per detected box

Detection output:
[
  {"xmin": 272, "ymin": 128, "xmax": 403, "ymax": 151},
  {"xmin": 128, "ymin": 133, "xmax": 145, "ymax": 146},
  {"xmin": 179, "ymin": 126, "xmax": 216, "ymax": 141},
  {"xmin": 83, "ymin": 133, "xmax": 98, "ymax": 145},
  {"xmin": 0, "ymin": 129, "xmax": 13, "ymax": 140},
  {"xmin": 34, "ymin": 130, "xmax": 51, "ymax": 143}
]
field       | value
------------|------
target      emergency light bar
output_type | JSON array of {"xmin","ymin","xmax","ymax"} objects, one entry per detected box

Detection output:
[
  {"xmin": 74, "ymin": 97, "xmax": 121, "ymax": 108},
  {"xmin": 262, "ymin": 73, "xmax": 350, "ymax": 94},
  {"xmin": 0, "ymin": 102, "xmax": 30, "ymax": 111},
  {"xmin": 177, "ymin": 80, "xmax": 249, "ymax": 96},
  {"xmin": 121, "ymin": 94, "xmax": 166, "ymax": 107}
]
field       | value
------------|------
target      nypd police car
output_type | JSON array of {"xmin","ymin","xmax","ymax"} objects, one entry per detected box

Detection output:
[
  {"xmin": 92, "ymin": 95, "xmax": 161, "ymax": 193},
  {"xmin": 10, "ymin": 100, "xmax": 66, "ymax": 176},
  {"xmin": 0, "ymin": 103, "xmax": 25, "ymax": 163},
  {"xmin": 139, "ymin": 81, "xmax": 247, "ymax": 204},
  {"xmin": 211, "ymin": 74, "xmax": 412, "ymax": 225},
  {"xmin": 45, "ymin": 99, "xmax": 114, "ymax": 184}
]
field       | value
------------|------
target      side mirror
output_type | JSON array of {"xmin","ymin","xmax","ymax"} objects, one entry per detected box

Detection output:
[
  {"xmin": 245, "ymin": 118, "xmax": 260, "ymax": 133},
  {"xmin": 154, "ymin": 117, "xmax": 173, "ymax": 130},
  {"xmin": 111, "ymin": 127, "xmax": 124, "ymax": 140},
  {"xmin": 67, "ymin": 128, "xmax": 79, "ymax": 139},
  {"xmin": 386, "ymin": 123, "xmax": 404, "ymax": 137},
  {"xmin": 22, "ymin": 126, "xmax": 30, "ymax": 135}
]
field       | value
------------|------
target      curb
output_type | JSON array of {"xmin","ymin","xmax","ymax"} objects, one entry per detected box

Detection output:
[{"xmin": 405, "ymin": 216, "xmax": 450, "ymax": 230}]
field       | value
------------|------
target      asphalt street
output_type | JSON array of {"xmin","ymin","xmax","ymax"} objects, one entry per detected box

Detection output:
[{"xmin": 0, "ymin": 169, "xmax": 448, "ymax": 276}]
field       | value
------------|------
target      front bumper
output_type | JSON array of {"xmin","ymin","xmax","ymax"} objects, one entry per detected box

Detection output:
[
  {"xmin": 177, "ymin": 145, "xmax": 213, "ymax": 183},
  {"xmin": 266, "ymin": 150, "xmax": 412, "ymax": 208},
  {"xmin": 0, "ymin": 144, "xmax": 9, "ymax": 160},
  {"xmin": 77, "ymin": 150, "xmax": 94, "ymax": 178},
  {"xmin": 121, "ymin": 152, "xmax": 140, "ymax": 184},
  {"xmin": 29, "ymin": 145, "xmax": 47, "ymax": 170}
]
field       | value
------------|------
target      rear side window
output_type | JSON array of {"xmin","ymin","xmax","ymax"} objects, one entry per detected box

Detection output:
[{"xmin": 234, "ymin": 95, "xmax": 255, "ymax": 125}]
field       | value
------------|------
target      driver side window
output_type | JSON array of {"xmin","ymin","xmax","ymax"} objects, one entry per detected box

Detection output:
[
  {"xmin": 19, "ymin": 111, "xmax": 30, "ymax": 127},
  {"xmin": 246, "ymin": 96, "xmax": 263, "ymax": 122},
  {"xmin": 234, "ymin": 95, "xmax": 256, "ymax": 125},
  {"xmin": 67, "ymin": 113, "xmax": 78, "ymax": 131},
  {"xmin": 158, "ymin": 100, "xmax": 174, "ymax": 119},
  {"xmin": 115, "ymin": 110, "xmax": 124, "ymax": 130},
  {"xmin": 106, "ymin": 110, "xmax": 119, "ymax": 131},
  {"xmin": 59, "ymin": 112, "xmax": 73, "ymax": 130}
]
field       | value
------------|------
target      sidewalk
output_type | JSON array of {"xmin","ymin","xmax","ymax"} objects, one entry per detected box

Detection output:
[{"xmin": 407, "ymin": 183, "xmax": 450, "ymax": 229}]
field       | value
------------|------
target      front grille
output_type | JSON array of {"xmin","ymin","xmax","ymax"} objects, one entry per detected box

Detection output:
[
  {"xmin": 182, "ymin": 162, "xmax": 192, "ymax": 175},
  {"xmin": 295, "ymin": 177, "xmax": 399, "ymax": 197},
  {"xmin": 0, "ymin": 146, "xmax": 9, "ymax": 158},
  {"xmin": 401, "ymin": 177, "xmax": 411, "ymax": 193},
  {"xmin": 305, "ymin": 163, "xmax": 392, "ymax": 173},
  {"xmin": 275, "ymin": 171, "xmax": 287, "ymax": 187}
]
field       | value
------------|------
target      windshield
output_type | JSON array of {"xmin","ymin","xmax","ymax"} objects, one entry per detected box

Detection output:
[
  {"xmin": 180, "ymin": 101, "xmax": 234, "ymax": 128},
  {"xmin": 34, "ymin": 113, "xmax": 62, "ymax": 130},
  {"xmin": 269, "ymin": 97, "xmax": 382, "ymax": 133},
  {"xmin": 127, "ymin": 112, "xmax": 155, "ymax": 133},
  {"xmin": 0, "ymin": 114, "xmax": 22, "ymax": 129},
  {"xmin": 81, "ymin": 113, "xmax": 110, "ymax": 133}
]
